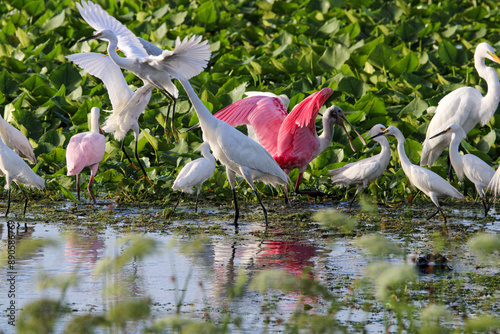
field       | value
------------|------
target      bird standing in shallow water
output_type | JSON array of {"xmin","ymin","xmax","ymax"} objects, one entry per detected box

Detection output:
[
  {"xmin": 76, "ymin": 0, "xmax": 211, "ymax": 140},
  {"xmin": 0, "ymin": 113, "xmax": 36, "ymax": 164},
  {"xmin": 430, "ymin": 123, "xmax": 495, "ymax": 217},
  {"xmin": 178, "ymin": 78, "xmax": 288, "ymax": 229},
  {"xmin": 66, "ymin": 107, "xmax": 106, "ymax": 204},
  {"xmin": 372, "ymin": 126, "xmax": 464, "ymax": 223},
  {"xmin": 66, "ymin": 52, "xmax": 154, "ymax": 186},
  {"xmin": 0, "ymin": 136, "xmax": 44, "ymax": 217},
  {"xmin": 213, "ymin": 89, "xmax": 366, "ymax": 201},
  {"xmin": 329, "ymin": 124, "xmax": 392, "ymax": 208},
  {"xmin": 172, "ymin": 142, "xmax": 216, "ymax": 213},
  {"xmin": 420, "ymin": 43, "xmax": 500, "ymax": 173}
]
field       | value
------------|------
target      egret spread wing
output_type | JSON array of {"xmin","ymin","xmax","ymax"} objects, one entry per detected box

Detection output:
[
  {"xmin": 214, "ymin": 96, "xmax": 287, "ymax": 156},
  {"xmin": 66, "ymin": 53, "xmax": 133, "ymax": 112},
  {"xmin": 77, "ymin": 0, "xmax": 148, "ymax": 59},
  {"xmin": 137, "ymin": 37, "xmax": 164, "ymax": 56},
  {"xmin": 144, "ymin": 35, "xmax": 211, "ymax": 80}
]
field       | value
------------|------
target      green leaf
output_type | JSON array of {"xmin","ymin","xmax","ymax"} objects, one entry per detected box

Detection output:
[
  {"xmin": 42, "ymin": 11, "xmax": 66, "ymax": 32},
  {"xmin": 49, "ymin": 63, "xmax": 82, "ymax": 93},
  {"xmin": 399, "ymin": 97, "xmax": 428, "ymax": 118},
  {"xmin": 438, "ymin": 40, "xmax": 458, "ymax": 64},
  {"xmin": 390, "ymin": 51, "xmax": 419, "ymax": 77},
  {"xmin": 194, "ymin": 1, "xmax": 217, "ymax": 28},
  {"xmin": 39, "ymin": 129, "xmax": 65, "ymax": 148},
  {"xmin": 367, "ymin": 43, "xmax": 397, "ymax": 70},
  {"xmin": 59, "ymin": 185, "xmax": 77, "ymax": 202},
  {"xmin": 0, "ymin": 70, "xmax": 18, "ymax": 95},
  {"xmin": 318, "ymin": 44, "xmax": 351, "ymax": 71},
  {"xmin": 141, "ymin": 128, "xmax": 159, "ymax": 151},
  {"xmin": 338, "ymin": 76, "xmax": 368, "ymax": 99},
  {"xmin": 24, "ymin": 0, "xmax": 45, "ymax": 16}
]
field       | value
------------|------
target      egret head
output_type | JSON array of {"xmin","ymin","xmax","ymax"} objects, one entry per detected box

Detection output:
[
  {"xmin": 429, "ymin": 123, "xmax": 467, "ymax": 141},
  {"xmin": 195, "ymin": 141, "xmax": 211, "ymax": 153},
  {"xmin": 324, "ymin": 105, "xmax": 367, "ymax": 151},
  {"xmin": 371, "ymin": 126, "xmax": 399, "ymax": 139},
  {"xmin": 475, "ymin": 42, "xmax": 500, "ymax": 65},
  {"xmin": 369, "ymin": 124, "xmax": 388, "ymax": 142},
  {"xmin": 79, "ymin": 29, "xmax": 115, "ymax": 43}
]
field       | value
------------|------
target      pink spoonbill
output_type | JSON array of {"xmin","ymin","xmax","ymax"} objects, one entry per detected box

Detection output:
[{"xmin": 66, "ymin": 107, "xmax": 106, "ymax": 204}]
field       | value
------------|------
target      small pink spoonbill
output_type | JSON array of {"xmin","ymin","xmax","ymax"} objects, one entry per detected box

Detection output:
[{"xmin": 66, "ymin": 107, "xmax": 106, "ymax": 204}]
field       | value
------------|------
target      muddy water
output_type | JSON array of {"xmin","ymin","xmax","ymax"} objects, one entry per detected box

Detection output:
[{"xmin": 0, "ymin": 201, "xmax": 499, "ymax": 332}]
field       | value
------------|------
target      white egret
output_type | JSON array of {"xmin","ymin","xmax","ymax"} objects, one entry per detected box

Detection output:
[
  {"xmin": 76, "ymin": 0, "xmax": 211, "ymax": 139},
  {"xmin": 0, "ymin": 136, "xmax": 44, "ymax": 217},
  {"xmin": 66, "ymin": 107, "xmax": 106, "ymax": 204},
  {"xmin": 329, "ymin": 124, "xmax": 391, "ymax": 207},
  {"xmin": 421, "ymin": 43, "xmax": 500, "ymax": 171},
  {"xmin": 0, "ymin": 113, "xmax": 36, "ymax": 164},
  {"xmin": 372, "ymin": 126, "xmax": 464, "ymax": 222},
  {"xmin": 66, "ymin": 52, "xmax": 154, "ymax": 186},
  {"xmin": 430, "ymin": 123, "xmax": 495, "ymax": 216},
  {"xmin": 178, "ymin": 78, "xmax": 288, "ymax": 229},
  {"xmin": 172, "ymin": 142, "xmax": 216, "ymax": 213}
]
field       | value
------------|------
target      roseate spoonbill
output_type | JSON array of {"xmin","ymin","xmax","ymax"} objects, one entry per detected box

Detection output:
[
  {"xmin": 0, "ymin": 113, "xmax": 36, "ymax": 164},
  {"xmin": 372, "ymin": 126, "xmax": 464, "ymax": 223},
  {"xmin": 66, "ymin": 52, "xmax": 154, "ymax": 186},
  {"xmin": 329, "ymin": 124, "xmax": 391, "ymax": 207},
  {"xmin": 0, "ymin": 136, "xmax": 44, "ymax": 217},
  {"xmin": 76, "ymin": 0, "xmax": 211, "ymax": 140},
  {"xmin": 66, "ymin": 107, "xmax": 106, "ymax": 204},
  {"xmin": 178, "ymin": 78, "xmax": 288, "ymax": 228},
  {"xmin": 430, "ymin": 123, "xmax": 495, "ymax": 216},
  {"xmin": 420, "ymin": 43, "xmax": 500, "ymax": 172},
  {"xmin": 213, "ymin": 89, "xmax": 366, "ymax": 201},
  {"xmin": 172, "ymin": 142, "xmax": 216, "ymax": 213}
]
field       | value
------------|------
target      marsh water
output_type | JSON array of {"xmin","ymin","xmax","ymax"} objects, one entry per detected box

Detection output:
[{"xmin": 0, "ymin": 200, "xmax": 499, "ymax": 333}]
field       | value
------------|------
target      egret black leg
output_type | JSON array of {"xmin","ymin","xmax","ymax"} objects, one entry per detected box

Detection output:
[
  {"xmin": 17, "ymin": 184, "xmax": 28, "ymax": 216},
  {"xmin": 5, "ymin": 188, "xmax": 11, "ymax": 217},
  {"xmin": 482, "ymin": 196, "xmax": 490, "ymax": 217},
  {"xmin": 134, "ymin": 137, "xmax": 154, "ymax": 187},
  {"xmin": 232, "ymin": 187, "xmax": 239, "ymax": 228},
  {"xmin": 294, "ymin": 172, "xmax": 327, "ymax": 197},
  {"xmin": 427, "ymin": 206, "xmax": 441, "ymax": 221},
  {"xmin": 160, "ymin": 89, "xmax": 179, "ymax": 142},
  {"xmin": 447, "ymin": 154, "xmax": 454, "ymax": 182},
  {"xmin": 173, "ymin": 192, "xmax": 182, "ymax": 212},
  {"xmin": 349, "ymin": 189, "xmax": 359, "ymax": 209},
  {"xmin": 121, "ymin": 139, "xmax": 139, "ymax": 170},
  {"xmin": 195, "ymin": 191, "xmax": 200, "ymax": 213},
  {"xmin": 252, "ymin": 187, "xmax": 268, "ymax": 228}
]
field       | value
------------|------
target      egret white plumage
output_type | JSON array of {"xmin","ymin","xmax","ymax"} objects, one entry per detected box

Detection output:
[
  {"xmin": 76, "ymin": 0, "xmax": 211, "ymax": 139},
  {"xmin": 66, "ymin": 52, "xmax": 154, "ymax": 186},
  {"xmin": 66, "ymin": 107, "xmax": 106, "ymax": 204},
  {"xmin": 172, "ymin": 142, "xmax": 216, "ymax": 213},
  {"xmin": 0, "ymin": 136, "xmax": 44, "ymax": 217},
  {"xmin": 178, "ymin": 78, "xmax": 288, "ymax": 228},
  {"xmin": 0, "ymin": 113, "xmax": 36, "ymax": 164},
  {"xmin": 372, "ymin": 126, "xmax": 464, "ymax": 223},
  {"xmin": 421, "ymin": 43, "xmax": 500, "ymax": 171},
  {"xmin": 329, "ymin": 124, "xmax": 391, "ymax": 207},
  {"xmin": 430, "ymin": 123, "xmax": 495, "ymax": 216}
]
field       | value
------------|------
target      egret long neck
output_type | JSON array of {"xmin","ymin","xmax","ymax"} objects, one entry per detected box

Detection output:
[
  {"xmin": 318, "ymin": 116, "xmax": 334, "ymax": 154},
  {"xmin": 90, "ymin": 109, "xmax": 100, "ymax": 134},
  {"xmin": 448, "ymin": 133, "xmax": 465, "ymax": 181},
  {"xmin": 393, "ymin": 131, "xmax": 413, "ymax": 176},
  {"xmin": 106, "ymin": 34, "xmax": 133, "ymax": 69},
  {"xmin": 475, "ymin": 56, "xmax": 500, "ymax": 126},
  {"xmin": 377, "ymin": 137, "xmax": 392, "ymax": 165},
  {"xmin": 178, "ymin": 79, "xmax": 219, "ymax": 134}
]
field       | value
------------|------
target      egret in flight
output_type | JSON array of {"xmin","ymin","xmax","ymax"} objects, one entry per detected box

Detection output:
[
  {"xmin": 329, "ymin": 124, "xmax": 392, "ymax": 207},
  {"xmin": 0, "ymin": 113, "xmax": 36, "ymax": 164},
  {"xmin": 213, "ymin": 89, "xmax": 366, "ymax": 201},
  {"xmin": 0, "ymin": 136, "xmax": 44, "ymax": 217},
  {"xmin": 430, "ymin": 123, "xmax": 495, "ymax": 216},
  {"xmin": 178, "ymin": 78, "xmax": 288, "ymax": 229},
  {"xmin": 172, "ymin": 142, "xmax": 216, "ymax": 213},
  {"xmin": 420, "ymin": 43, "xmax": 500, "ymax": 173},
  {"xmin": 76, "ymin": 0, "xmax": 211, "ymax": 140},
  {"xmin": 66, "ymin": 107, "xmax": 106, "ymax": 204},
  {"xmin": 372, "ymin": 126, "xmax": 464, "ymax": 223},
  {"xmin": 66, "ymin": 52, "xmax": 154, "ymax": 186}
]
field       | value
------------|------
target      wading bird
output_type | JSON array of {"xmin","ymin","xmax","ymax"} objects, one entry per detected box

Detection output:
[
  {"xmin": 0, "ymin": 136, "xmax": 44, "ymax": 217},
  {"xmin": 372, "ymin": 126, "xmax": 464, "ymax": 223},
  {"xmin": 329, "ymin": 124, "xmax": 392, "ymax": 207},
  {"xmin": 76, "ymin": 0, "xmax": 211, "ymax": 140},
  {"xmin": 66, "ymin": 52, "xmax": 154, "ymax": 186},
  {"xmin": 0, "ymin": 113, "xmax": 36, "ymax": 164},
  {"xmin": 430, "ymin": 123, "xmax": 495, "ymax": 216},
  {"xmin": 420, "ymin": 43, "xmax": 500, "ymax": 172},
  {"xmin": 66, "ymin": 107, "xmax": 106, "ymax": 204},
  {"xmin": 213, "ymin": 89, "xmax": 366, "ymax": 201},
  {"xmin": 178, "ymin": 78, "xmax": 288, "ymax": 229},
  {"xmin": 172, "ymin": 142, "xmax": 216, "ymax": 213}
]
